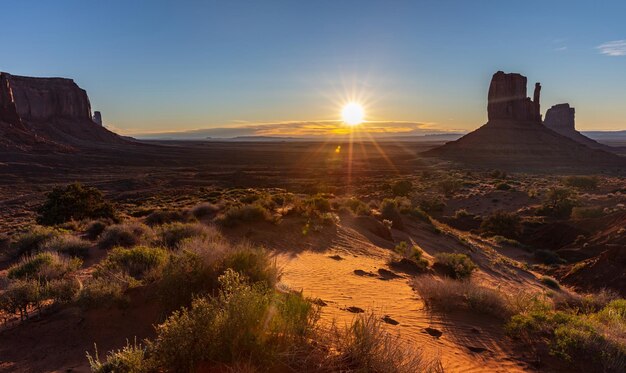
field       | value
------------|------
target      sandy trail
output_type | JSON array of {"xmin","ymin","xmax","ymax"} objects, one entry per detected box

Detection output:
[{"xmin": 278, "ymin": 222, "xmax": 535, "ymax": 372}]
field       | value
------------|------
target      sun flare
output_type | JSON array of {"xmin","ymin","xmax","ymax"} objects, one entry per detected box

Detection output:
[{"xmin": 341, "ymin": 102, "xmax": 364, "ymax": 126}]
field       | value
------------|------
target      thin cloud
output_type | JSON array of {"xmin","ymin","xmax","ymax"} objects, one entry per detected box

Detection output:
[
  {"xmin": 597, "ymin": 40, "xmax": 626, "ymax": 56},
  {"xmin": 554, "ymin": 46, "xmax": 567, "ymax": 51}
]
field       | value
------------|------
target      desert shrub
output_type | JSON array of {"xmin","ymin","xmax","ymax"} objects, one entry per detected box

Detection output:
[
  {"xmin": 417, "ymin": 196, "xmax": 446, "ymax": 213},
  {"xmin": 78, "ymin": 276, "xmax": 129, "ymax": 308},
  {"xmin": 409, "ymin": 207, "xmax": 432, "ymax": 224},
  {"xmin": 434, "ymin": 253, "xmax": 477, "ymax": 279},
  {"xmin": 10, "ymin": 226, "xmax": 59, "ymax": 257},
  {"xmin": 97, "ymin": 246, "xmax": 169, "ymax": 280},
  {"xmin": 98, "ymin": 222, "xmax": 154, "ymax": 250},
  {"xmin": 84, "ymin": 220, "xmax": 108, "ymax": 240},
  {"xmin": 534, "ymin": 249, "xmax": 565, "ymax": 265},
  {"xmin": 570, "ymin": 206, "xmax": 605, "ymax": 220},
  {"xmin": 390, "ymin": 242, "xmax": 429, "ymax": 273},
  {"xmin": 454, "ymin": 209, "xmax": 471, "ymax": 219},
  {"xmin": 412, "ymin": 276, "xmax": 513, "ymax": 318},
  {"xmin": 392, "ymin": 179, "xmax": 413, "ymax": 197},
  {"xmin": 380, "ymin": 198, "xmax": 404, "ymax": 229},
  {"xmin": 343, "ymin": 197, "xmax": 370, "ymax": 215},
  {"xmin": 537, "ymin": 187, "xmax": 577, "ymax": 218},
  {"xmin": 145, "ymin": 209, "xmax": 190, "ymax": 226},
  {"xmin": 217, "ymin": 204, "xmax": 274, "ymax": 227},
  {"xmin": 151, "ymin": 270, "xmax": 316, "ymax": 371},
  {"xmin": 157, "ymin": 222, "xmax": 219, "ymax": 249},
  {"xmin": 306, "ymin": 194, "xmax": 332, "ymax": 213},
  {"xmin": 8, "ymin": 252, "xmax": 81, "ymax": 281},
  {"xmin": 496, "ymin": 182, "xmax": 512, "ymax": 191},
  {"xmin": 37, "ymin": 183, "xmax": 116, "ymax": 226},
  {"xmin": 480, "ymin": 211, "xmax": 521, "ymax": 239},
  {"xmin": 332, "ymin": 312, "xmax": 442, "ymax": 372},
  {"xmin": 437, "ymin": 178, "xmax": 462, "ymax": 196},
  {"xmin": 0, "ymin": 279, "xmax": 45, "ymax": 319},
  {"xmin": 393, "ymin": 241, "xmax": 424, "ymax": 262},
  {"xmin": 47, "ymin": 277, "xmax": 81, "ymax": 304},
  {"xmin": 44, "ymin": 235, "xmax": 91, "ymax": 258},
  {"xmin": 190, "ymin": 202, "xmax": 220, "ymax": 220},
  {"xmin": 158, "ymin": 237, "xmax": 279, "ymax": 311},
  {"xmin": 87, "ymin": 339, "xmax": 148, "ymax": 373},
  {"xmin": 563, "ymin": 176, "xmax": 599, "ymax": 191},
  {"xmin": 490, "ymin": 169, "xmax": 507, "ymax": 179},
  {"xmin": 540, "ymin": 276, "xmax": 561, "ymax": 289},
  {"xmin": 492, "ymin": 235, "xmax": 523, "ymax": 247}
]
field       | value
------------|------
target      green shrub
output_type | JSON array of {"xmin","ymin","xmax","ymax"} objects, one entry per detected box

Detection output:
[
  {"xmin": 145, "ymin": 209, "xmax": 190, "ymax": 226},
  {"xmin": 437, "ymin": 178, "xmax": 462, "ymax": 196},
  {"xmin": 380, "ymin": 199, "xmax": 404, "ymax": 229},
  {"xmin": 98, "ymin": 223, "xmax": 154, "ymax": 250},
  {"xmin": 157, "ymin": 223, "xmax": 218, "ymax": 249},
  {"xmin": 306, "ymin": 194, "xmax": 332, "ymax": 213},
  {"xmin": 217, "ymin": 204, "xmax": 274, "ymax": 227},
  {"xmin": 540, "ymin": 276, "xmax": 561, "ymax": 289},
  {"xmin": 97, "ymin": 246, "xmax": 169, "ymax": 280},
  {"xmin": 409, "ymin": 207, "xmax": 432, "ymax": 224},
  {"xmin": 47, "ymin": 277, "xmax": 81, "ymax": 304},
  {"xmin": 571, "ymin": 207, "xmax": 605, "ymax": 220},
  {"xmin": 10, "ymin": 226, "xmax": 59, "ymax": 256},
  {"xmin": 480, "ymin": 211, "xmax": 521, "ymax": 239},
  {"xmin": 563, "ymin": 176, "xmax": 599, "ymax": 191},
  {"xmin": 434, "ymin": 253, "xmax": 477, "ymax": 279},
  {"xmin": 36, "ymin": 183, "xmax": 116, "ymax": 225},
  {"xmin": 343, "ymin": 198, "xmax": 370, "ymax": 215},
  {"xmin": 8, "ymin": 252, "xmax": 81, "ymax": 281},
  {"xmin": 392, "ymin": 180, "xmax": 413, "ymax": 197},
  {"xmin": 78, "ymin": 276, "xmax": 129, "ymax": 309},
  {"xmin": 151, "ymin": 270, "xmax": 316, "ymax": 371},
  {"xmin": 537, "ymin": 187, "xmax": 577, "ymax": 218},
  {"xmin": 87, "ymin": 339, "xmax": 148, "ymax": 373},
  {"xmin": 45, "ymin": 235, "xmax": 91, "ymax": 258},
  {"xmin": 390, "ymin": 242, "xmax": 429, "ymax": 272},
  {"xmin": 0, "ymin": 279, "xmax": 45, "ymax": 319}
]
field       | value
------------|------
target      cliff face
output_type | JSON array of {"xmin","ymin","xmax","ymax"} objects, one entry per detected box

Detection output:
[
  {"xmin": 5, "ymin": 74, "xmax": 92, "ymax": 122},
  {"xmin": 424, "ymin": 71, "xmax": 624, "ymax": 170},
  {"xmin": 0, "ymin": 72, "xmax": 125, "ymax": 150},
  {"xmin": 487, "ymin": 71, "xmax": 541, "ymax": 122}
]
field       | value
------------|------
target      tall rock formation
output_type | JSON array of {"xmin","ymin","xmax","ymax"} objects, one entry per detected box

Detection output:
[
  {"xmin": 0, "ymin": 72, "xmax": 125, "ymax": 150},
  {"xmin": 487, "ymin": 71, "xmax": 541, "ymax": 122},
  {"xmin": 93, "ymin": 111, "xmax": 103, "ymax": 126},
  {"xmin": 424, "ymin": 71, "xmax": 624, "ymax": 170},
  {"xmin": 544, "ymin": 104, "xmax": 609, "ymax": 150}
]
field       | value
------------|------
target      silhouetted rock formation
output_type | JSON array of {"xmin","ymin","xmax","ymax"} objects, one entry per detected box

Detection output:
[
  {"xmin": 425, "ymin": 71, "xmax": 624, "ymax": 170},
  {"xmin": 93, "ymin": 111, "xmax": 103, "ymax": 126},
  {"xmin": 487, "ymin": 71, "xmax": 541, "ymax": 122},
  {"xmin": 544, "ymin": 103, "xmax": 609, "ymax": 151},
  {"xmin": 0, "ymin": 72, "xmax": 125, "ymax": 150}
]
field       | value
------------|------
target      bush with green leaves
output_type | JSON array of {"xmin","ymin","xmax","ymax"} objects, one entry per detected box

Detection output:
[
  {"xmin": 540, "ymin": 276, "xmax": 561, "ymax": 289},
  {"xmin": 190, "ymin": 202, "xmax": 220, "ymax": 220},
  {"xmin": 434, "ymin": 253, "xmax": 477, "ymax": 279},
  {"xmin": 391, "ymin": 179, "xmax": 413, "ymax": 197},
  {"xmin": 537, "ymin": 187, "xmax": 578, "ymax": 218},
  {"xmin": 157, "ymin": 222, "xmax": 219, "ymax": 249},
  {"xmin": 36, "ymin": 183, "xmax": 116, "ymax": 225},
  {"xmin": 8, "ymin": 252, "xmax": 81, "ymax": 282},
  {"xmin": 44, "ymin": 235, "xmax": 91, "ymax": 258},
  {"xmin": 152, "ymin": 270, "xmax": 316, "ymax": 371},
  {"xmin": 145, "ymin": 209, "xmax": 190, "ymax": 226},
  {"xmin": 10, "ymin": 226, "xmax": 59, "ymax": 257},
  {"xmin": 97, "ymin": 246, "xmax": 169, "ymax": 281},
  {"xmin": 563, "ymin": 176, "xmax": 599, "ymax": 191},
  {"xmin": 437, "ymin": 178, "xmax": 462, "ymax": 196},
  {"xmin": 0, "ymin": 279, "xmax": 45, "ymax": 320},
  {"xmin": 87, "ymin": 339, "xmax": 148, "ymax": 373},
  {"xmin": 380, "ymin": 198, "xmax": 404, "ymax": 229},
  {"xmin": 342, "ymin": 197, "xmax": 370, "ymax": 216},
  {"xmin": 217, "ymin": 203, "xmax": 274, "ymax": 227},
  {"xmin": 480, "ymin": 211, "xmax": 521, "ymax": 239},
  {"xmin": 85, "ymin": 220, "xmax": 108, "ymax": 240},
  {"xmin": 390, "ymin": 241, "xmax": 429, "ymax": 272},
  {"xmin": 98, "ymin": 222, "xmax": 154, "ymax": 250}
]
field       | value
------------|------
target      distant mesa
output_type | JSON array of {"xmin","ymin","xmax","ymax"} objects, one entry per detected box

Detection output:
[
  {"xmin": 544, "ymin": 103, "xmax": 609, "ymax": 150},
  {"xmin": 425, "ymin": 71, "xmax": 624, "ymax": 170},
  {"xmin": 0, "ymin": 72, "xmax": 125, "ymax": 151}
]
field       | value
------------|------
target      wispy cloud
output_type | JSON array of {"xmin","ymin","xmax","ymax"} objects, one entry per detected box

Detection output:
[
  {"xmin": 129, "ymin": 120, "xmax": 460, "ymax": 139},
  {"xmin": 597, "ymin": 40, "xmax": 626, "ymax": 56},
  {"xmin": 554, "ymin": 46, "xmax": 567, "ymax": 52}
]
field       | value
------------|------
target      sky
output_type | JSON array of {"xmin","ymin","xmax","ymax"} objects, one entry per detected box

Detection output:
[{"xmin": 2, "ymin": 0, "xmax": 626, "ymax": 137}]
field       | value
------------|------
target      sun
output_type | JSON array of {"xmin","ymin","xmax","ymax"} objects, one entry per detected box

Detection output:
[{"xmin": 341, "ymin": 102, "xmax": 364, "ymax": 126}]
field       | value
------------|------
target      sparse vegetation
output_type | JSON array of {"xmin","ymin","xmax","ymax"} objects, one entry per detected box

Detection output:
[
  {"xmin": 98, "ymin": 222, "xmax": 154, "ymax": 250},
  {"xmin": 217, "ymin": 203, "xmax": 274, "ymax": 227},
  {"xmin": 36, "ymin": 183, "xmax": 116, "ymax": 226},
  {"xmin": 538, "ymin": 187, "xmax": 578, "ymax": 218},
  {"xmin": 391, "ymin": 179, "xmax": 413, "ymax": 197},
  {"xmin": 44, "ymin": 235, "xmax": 91, "ymax": 258},
  {"xmin": 480, "ymin": 210, "xmax": 521, "ymax": 239},
  {"xmin": 433, "ymin": 253, "xmax": 477, "ymax": 279},
  {"xmin": 97, "ymin": 246, "xmax": 169, "ymax": 280},
  {"xmin": 563, "ymin": 175, "xmax": 599, "ymax": 191}
]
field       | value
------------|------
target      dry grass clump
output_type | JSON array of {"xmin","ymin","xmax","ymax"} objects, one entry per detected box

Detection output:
[
  {"xmin": 98, "ymin": 222, "xmax": 154, "ymax": 250},
  {"xmin": 44, "ymin": 235, "xmax": 91, "ymax": 258},
  {"xmin": 216, "ymin": 203, "xmax": 275, "ymax": 227},
  {"xmin": 96, "ymin": 246, "xmax": 169, "ymax": 281},
  {"xmin": 411, "ymin": 275, "xmax": 513, "ymax": 318},
  {"xmin": 8, "ymin": 252, "xmax": 81, "ymax": 282},
  {"xmin": 190, "ymin": 202, "xmax": 220, "ymax": 220},
  {"xmin": 480, "ymin": 211, "xmax": 521, "ymax": 239},
  {"xmin": 144, "ymin": 209, "xmax": 192, "ymax": 226},
  {"xmin": 156, "ymin": 222, "xmax": 220, "ymax": 249},
  {"xmin": 84, "ymin": 220, "xmax": 109, "ymax": 240},
  {"xmin": 9, "ymin": 226, "xmax": 59, "ymax": 257}
]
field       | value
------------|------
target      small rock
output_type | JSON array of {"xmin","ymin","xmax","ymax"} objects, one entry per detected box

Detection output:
[
  {"xmin": 328, "ymin": 254, "xmax": 344, "ymax": 260},
  {"xmin": 466, "ymin": 345, "xmax": 488, "ymax": 353},
  {"xmin": 381, "ymin": 315, "xmax": 399, "ymax": 325},
  {"xmin": 312, "ymin": 298, "xmax": 327, "ymax": 307},
  {"xmin": 354, "ymin": 269, "xmax": 377, "ymax": 277},
  {"xmin": 343, "ymin": 306, "xmax": 365, "ymax": 314},
  {"xmin": 424, "ymin": 327, "xmax": 443, "ymax": 338},
  {"xmin": 377, "ymin": 268, "xmax": 402, "ymax": 280}
]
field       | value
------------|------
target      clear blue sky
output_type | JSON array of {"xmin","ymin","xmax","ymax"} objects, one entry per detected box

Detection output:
[{"xmin": 3, "ymin": 0, "xmax": 625, "ymax": 135}]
